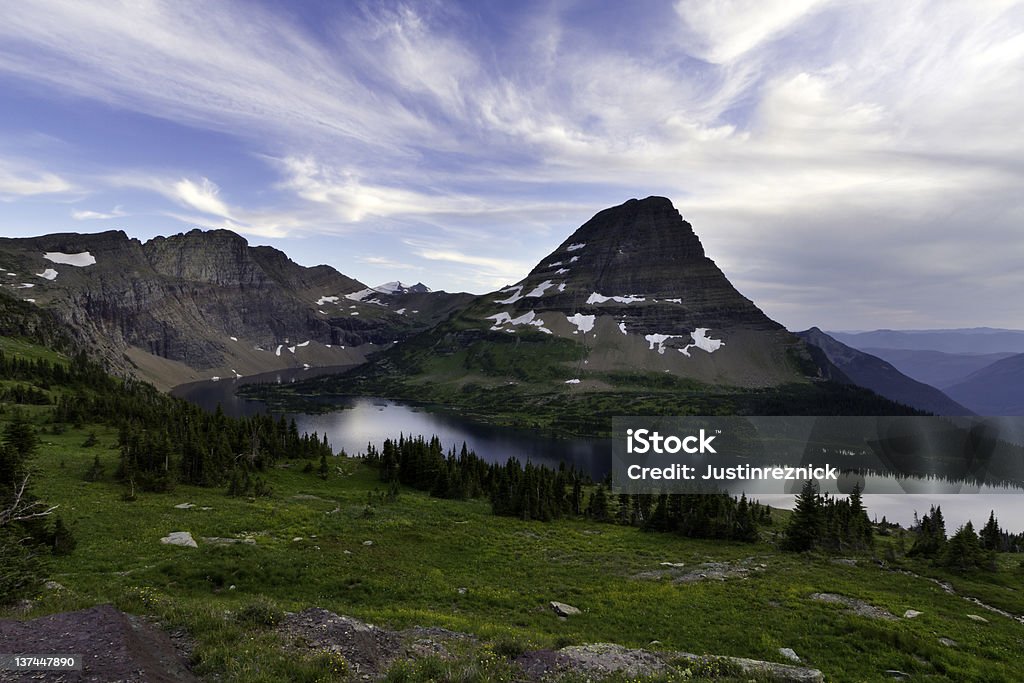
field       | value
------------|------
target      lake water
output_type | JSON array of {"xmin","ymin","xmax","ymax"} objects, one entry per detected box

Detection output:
[{"xmin": 172, "ymin": 368, "xmax": 1024, "ymax": 533}]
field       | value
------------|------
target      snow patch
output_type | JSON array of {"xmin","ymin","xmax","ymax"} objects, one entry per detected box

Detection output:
[
  {"xmin": 546, "ymin": 260, "xmax": 563, "ymax": 268},
  {"xmin": 36, "ymin": 268, "xmax": 58, "ymax": 281},
  {"xmin": 345, "ymin": 288, "xmax": 376, "ymax": 302},
  {"xmin": 557, "ymin": 283, "xmax": 566, "ymax": 292},
  {"xmin": 645, "ymin": 334, "xmax": 681, "ymax": 355},
  {"xmin": 316, "ymin": 295, "xmax": 340, "ymax": 305},
  {"xmin": 567, "ymin": 243, "xmax": 585, "ymax": 251},
  {"xmin": 679, "ymin": 328, "xmax": 725, "ymax": 357},
  {"xmin": 296, "ymin": 341, "xmax": 310, "ymax": 347},
  {"xmin": 565, "ymin": 379, "xmax": 581, "ymax": 384},
  {"xmin": 618, "ymin": 321, "xmax": 627, "ymax": 335},
  {"xmin": 494, "ymin": 286, "xmax": 524, "ymax": 304},
  {"xmin": 288, "ymin": 346, "xmax": 296, "ymax": 353},
  {"xmin": 395, "ymin": 308, "xmax": 406, "ymax": 315},
  {"xmin": 525, "ymin": 279, "xmax": 555, "ymax": 298},
  {"xmin": 586, "ymin": 292, "xmax": 646, "ymax": 305},
  {"xmin": 487, "ymin": 310, "xmax": 552, "ymax": 334},
  {"xmin": 22, "ymin": 298, "xmax": 35, "ymax": 303},
  {"xmin": 555, "ymin": 268, "xmax": 569, "ymax": 275},
  {"xmin": 666, "ymin": 298, "xmax": 682, "ymax": 304},
  {"xmin": 569, "ymin": 256, "xmax": 579, "ymax": 263},
  {"xmin": 566, "ymin": 313, "xmax": 596, "ymax": 334},
  {"xmin": 17, "ymin": 283, "xmax": 34, "ymax": 289},
  {"xmin": 229, "ymin": 336, "xmax": 238, "ymax": 341},
  {"xmin": 275, "ymin": 345, "xmax": 283, "ymax": 356},
  {"xmin": 44, "ymin": 251, "xmax": 96, "ymax": 267},
  {"xmin": 318, "ymin": 309, "xmax": 326, "ymax": 314},
  {"xmin": 351, "ymin": 311, "xmax": 360, "ymax": 316}
]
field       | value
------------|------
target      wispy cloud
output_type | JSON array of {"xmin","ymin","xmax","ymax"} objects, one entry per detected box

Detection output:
[
  {"xmin": 0, "ymin": 160, "xmax": 74, "ymax": 200},
  {"xmin": 0, "ymin": 1, "xmax": 1022, "ymax": 327},
  {"xmin": 71, "ymin": 205, "xmax": 126, "ymax": 220}
]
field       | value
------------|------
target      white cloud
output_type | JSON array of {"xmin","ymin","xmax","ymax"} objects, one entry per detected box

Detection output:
[
  {"xmin": 0, "ymin": 1, "xmax": 1022, "ymax": 326},
  {"xmin": 71, "ymin": 205, "xmax": 126, "ymax": 220},
  {"xmin": 0, "ymin": 161, "xmax": 74, "ymax": 199}
]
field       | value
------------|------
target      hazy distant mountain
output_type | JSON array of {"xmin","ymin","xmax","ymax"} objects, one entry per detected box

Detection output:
[
  {"xmin": 861, "ymin": 348, "xmax": 1015, "ymax": 389},
  {"xmin": 829, "ymin": 328, "xmax": 1024, "ymax": 354},
  {"xmin": 0, "ymin": 229, "xmax": 470, "ymax": 388},
  {"xmin": 797, "ymin": 328, "xmax": 972, "ymax": 416},
  {"xmin": 945, "ymin": 353, "xmax": 1024, "ymax": 415}
]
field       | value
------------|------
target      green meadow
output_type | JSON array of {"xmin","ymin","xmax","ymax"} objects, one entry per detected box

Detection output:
[{"xmin": 4, "ymin": 420, "xmax": 1020, "ymax": 682}]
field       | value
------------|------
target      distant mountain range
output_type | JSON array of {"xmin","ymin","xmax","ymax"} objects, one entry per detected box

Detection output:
[
  {"xmin": 796, "ymin": 328, "xmax": 972, "ymax": 416},
  {"xmin": 829, "ymin": 328, "xmax": 1024, "ymax": 354},
  {"xmin": 831, "ymin": 328, "xmax": 1024, "ymax": 416}
]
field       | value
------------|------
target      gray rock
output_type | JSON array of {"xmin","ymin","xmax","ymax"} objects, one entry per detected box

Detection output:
[
  {"xmin": 457, "ymin": 587, "xmax": 468, "ymax": 595},
  {"xmin": 160, "ymin": 531, "xmax": 198, "ymax": 548},
  {"xmin": 903, "ymin": 609, "xmax": 922, "ymax": 618},
  {"xmin": 173, "ymin": 503, "xmax": 195, "ymax": 509},
  {"xmin": 779, "ymin": 647, "xmax": 801, "ymax": 662},
  {"xmin": 362, "ymin": 540, "xmax": 374, "ymax": 546},
  {"xmin": 885, "ymin": 671, "xmax": 911, "ymax": 680},
  {"xmin": 550, "ymin": 601, "xmax": 582, "ymax": 617},
  {"xmin": 966, "ymin": 614, "xmax": 989, "ymax": 623},
  {"xmin": 938, "ymin": 637, "xmax": 958, "ymax": 647},
  {"xmin": 521, "ymin": 643, "xmax": 824, "ymax": 683},
  {"xmin": 810, "ymin": 593, "xmax": 897, "ymax": 621},
  {"xmin": 43, "ymin": 581, "xmax": 65, "ymax": 591}
]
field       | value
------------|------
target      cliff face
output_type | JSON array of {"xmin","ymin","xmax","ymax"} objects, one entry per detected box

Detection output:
[
  {"xmin": 498, "ymin": 196, "xmax": 784, "ymax": 335},
  {"xmin": 0, "ymin": 229, "xmax": 468, "ymax": 387}
]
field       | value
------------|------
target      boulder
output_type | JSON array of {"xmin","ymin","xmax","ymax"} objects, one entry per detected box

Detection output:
[
  {"xmin": 160, "ymin": 531, "xmax": 198, "ymax": 548},
  {"xmin": 966, "ymin": 614, "xmax": 989, "ymax": 623},
  {"xmin": 173, "ymin": 503, "xmax": 194, "ymax": 509},
  {"xmin": 779, "ymin": 647, "xmax": 801, "ymax": 662},
  {"xmin": 550, "ymin": 601, "xmax": 581, "ymax": 617},
  {"xmin": 903, "ymin": 610, "xmax": 922, "ymax": 619}
]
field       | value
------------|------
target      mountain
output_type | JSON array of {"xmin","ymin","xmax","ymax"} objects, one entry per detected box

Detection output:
[
  {"xmin": 796, "ymin": 328, "xmax": 972, "ymax": 416},
  {"xmin": 360, "ymin": 196, "xmax": 816, "ymax": 392},
  {"xmin": 859, "ymin": 348, "xmax": 1015, "ymax": 389},
  {"xmin": 945, "ymin": 353, "xmax": 1024, "ymax": 415},
  {"xmin": 0, "ymin": 229, "xmax": 470, "ymax": 389},
  {"xmin": 829, "ymin": 328, "xmax": 1024, "ymax": 354}
]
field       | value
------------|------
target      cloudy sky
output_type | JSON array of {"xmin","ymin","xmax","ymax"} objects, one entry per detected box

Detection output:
[{"xmin": 0, "ymin": 0, "xmax": 1021, "ymax": 330}]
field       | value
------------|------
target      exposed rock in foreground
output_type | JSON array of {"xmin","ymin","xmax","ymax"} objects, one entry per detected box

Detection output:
[
  {"xmin": 516, "ymin": 642, "xmax": 824, "ymax": 682},
  {"xmin": 281, "ymin": 608, "xmax": 824, "ymax": 682},
  {"xmin": 0, "ymin": 605, "xmax": 196, "ymax": 683}
]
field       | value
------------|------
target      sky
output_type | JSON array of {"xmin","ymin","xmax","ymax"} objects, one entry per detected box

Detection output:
[{"xmin": 0, "ymin": 0, "xmax": 1022, "ymax": 331}]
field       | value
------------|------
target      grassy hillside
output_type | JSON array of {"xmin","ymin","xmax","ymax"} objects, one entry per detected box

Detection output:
[
  {"xmin": 3, "ymin": 329, "xmax": 1022, "ymax": 682},
  {"xmin": 3, "ymin": 421, "xmax": 1022, "ymax": 682}
]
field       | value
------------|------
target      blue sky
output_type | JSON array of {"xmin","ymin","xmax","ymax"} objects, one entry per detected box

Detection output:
[{"xmin": 1, "ymin": 0, "xmax": 1022, "ymax": 330}]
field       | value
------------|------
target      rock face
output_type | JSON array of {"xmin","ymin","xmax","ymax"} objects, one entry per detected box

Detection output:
[{"xmin": 0, "ymin": 229, "xmax": 471, "ymax": 388}]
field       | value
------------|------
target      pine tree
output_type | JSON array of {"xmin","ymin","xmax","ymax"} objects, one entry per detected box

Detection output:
[
  {"xmin": 981, "ymin": 511, "xmax": 1001, "ymax": 551},
  {"xmin": 783, "ymin": 480, "xmax": 822, "ymax": 551}
]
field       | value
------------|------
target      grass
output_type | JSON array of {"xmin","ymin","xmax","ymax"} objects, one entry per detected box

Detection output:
[{"xmin": 3, "ymin": 417, "xmax": 1022, "ymax": 682}]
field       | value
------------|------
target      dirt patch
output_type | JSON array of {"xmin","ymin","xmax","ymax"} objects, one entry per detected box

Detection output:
[{"xmin": 0, "ymin": 604, "xmax": 197, "ymax": 682}]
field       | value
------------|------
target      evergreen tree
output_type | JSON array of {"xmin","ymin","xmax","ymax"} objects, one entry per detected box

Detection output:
[
  {"xmin": 783, "ymin": 480, "xmax": 822, "ymax": 551},
  {"xmin": 981, "ymin": 511, "xmax": 1001, "ymax": 551}
]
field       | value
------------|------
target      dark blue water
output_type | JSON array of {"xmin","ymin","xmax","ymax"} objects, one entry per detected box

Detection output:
[{"xmin": 171, "ymin": 367, "xmax": 610, "ymax": 477}]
